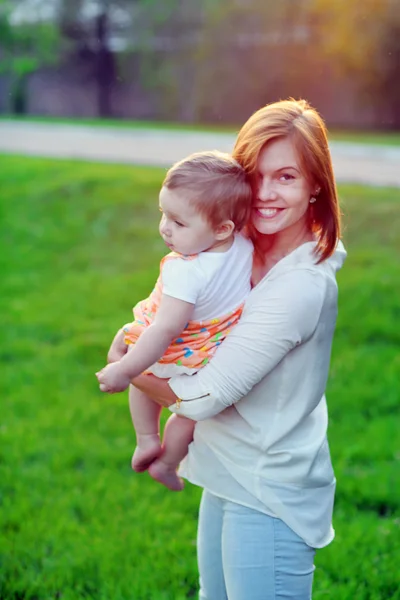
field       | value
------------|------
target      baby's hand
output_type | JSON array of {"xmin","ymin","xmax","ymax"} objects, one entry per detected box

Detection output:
[{"xmin": 96, "ymin": 362, "xmax": 132, "ymax": 393}]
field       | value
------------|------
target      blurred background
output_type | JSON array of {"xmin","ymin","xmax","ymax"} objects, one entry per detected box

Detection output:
[{"xmin": 1, "ymin": 0, "xmax": 399, "ymax": 129}]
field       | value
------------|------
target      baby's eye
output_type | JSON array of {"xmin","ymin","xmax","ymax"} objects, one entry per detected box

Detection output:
[{"xmin": 175, "ymin": 221, "xmax": 184, "ymax": 227}]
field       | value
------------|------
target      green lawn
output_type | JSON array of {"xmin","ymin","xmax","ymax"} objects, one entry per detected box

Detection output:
[
  {"xmin": 1, "ymin": 156, "xmax": 399, "ymax": 599},
  {"xmin": 1, "ymin": 114, "xmax": 400, "ymax": 146}
]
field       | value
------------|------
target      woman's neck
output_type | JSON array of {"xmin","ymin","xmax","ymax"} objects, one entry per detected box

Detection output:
[{"xmin": 255, "ymin": 222, "xmax": 314, "ymax": 273}]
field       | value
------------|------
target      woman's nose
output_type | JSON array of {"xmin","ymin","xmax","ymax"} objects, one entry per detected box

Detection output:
[{"xmin": 258, "ymin": 178, "xmax": 276, "ymax": 202}]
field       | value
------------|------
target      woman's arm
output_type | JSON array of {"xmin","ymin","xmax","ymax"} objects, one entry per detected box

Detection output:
[
  {"xmin": 131, "ymin": 373, "xmax": 177, "ymax": 407},
  {"xmin": 139, "ymin": 269, "xmax": 326, "ymax": 421}
]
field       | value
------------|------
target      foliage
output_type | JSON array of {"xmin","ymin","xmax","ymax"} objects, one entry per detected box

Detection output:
[
  {"xmin": 0, "ymin": 155, "xmax": 399, "ymax": 598},
  {"xmin": 309, "ymin": 0, "xmax": 400, "ymax": 125},
  {"xmin": 177, "ymin": 0, "xmax": 400, "ymax": 126},
  {"xmin": 0, "ymin": 0, "xmax": 59, "ymax": 75},
  {"xmin": 0, "ymin": 0, "xmax": 60, "ymax": 113},
  {"xmin": 193, "ymin": 1, "xmax": 317, "ymax": 122},
  {"xmin": 1, "ymin": 0, "xmax": 400, "ymax": 126}
]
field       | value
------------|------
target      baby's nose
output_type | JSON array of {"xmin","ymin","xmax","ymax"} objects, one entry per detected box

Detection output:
[{"xmin": 160, "ymin": 222, "xmax": 170, "ymax": 236}]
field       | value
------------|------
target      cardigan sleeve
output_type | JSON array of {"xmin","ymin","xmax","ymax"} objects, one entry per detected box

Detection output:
[{"xmin": 168, "ymin": 268, "xmax": 326, "ymax": 421}]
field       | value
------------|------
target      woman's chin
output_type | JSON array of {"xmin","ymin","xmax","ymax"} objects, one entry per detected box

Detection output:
[{"xmin": 252, "ymin": 218, "xmax": 282, "ymax": 236}]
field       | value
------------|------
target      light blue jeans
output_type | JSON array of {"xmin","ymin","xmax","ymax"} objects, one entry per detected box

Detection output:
[{"xmin": 197, "ymin": 491, "xmax": 316, "ymax": 600}]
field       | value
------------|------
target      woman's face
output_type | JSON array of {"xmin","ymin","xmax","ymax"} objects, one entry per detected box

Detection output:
[{"xmin": 252, "ymin": 137, "xmax": 315, "ymax": 238}]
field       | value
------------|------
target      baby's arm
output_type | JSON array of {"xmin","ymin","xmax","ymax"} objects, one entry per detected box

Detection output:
[
  {"xmin": 107, "ymin": 327, "xmax": 128, "ymax": 363},
  {"xmin": 96, "ymin": 294, "xmax": 194, "ymax": 393}
]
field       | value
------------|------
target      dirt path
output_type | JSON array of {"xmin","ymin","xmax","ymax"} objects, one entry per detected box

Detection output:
[{"xmin": 1, "ymin": 120, "xmax": 399, "ymax": 187}]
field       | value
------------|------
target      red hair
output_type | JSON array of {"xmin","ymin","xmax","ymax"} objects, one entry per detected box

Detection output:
[{"xmin": 233, "ymin": 99, "xmax": 341, "ymax": 262}]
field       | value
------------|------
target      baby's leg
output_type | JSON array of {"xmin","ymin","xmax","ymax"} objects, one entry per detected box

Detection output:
[
  {"xmin": 129, "ymin": 385, "xmax": 163, "ymax": 472},
  {"xmin": 149, "ymin": 414, "xmax": 195, "ymax": 492}
]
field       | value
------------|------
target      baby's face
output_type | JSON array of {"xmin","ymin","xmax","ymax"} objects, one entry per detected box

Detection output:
[{"xmin": 158, "ymin": 186, "xmax": 217, "ymax": 256}]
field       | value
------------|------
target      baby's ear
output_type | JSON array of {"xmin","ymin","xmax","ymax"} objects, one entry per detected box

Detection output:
[{"xmin": 215, "ymin": 220, "xmax": 235, "ymax": 240}]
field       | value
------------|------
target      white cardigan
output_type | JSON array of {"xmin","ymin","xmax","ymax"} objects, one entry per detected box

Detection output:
[{"xmin": 169, "ymin": 240, "xmax": 347, "ymax": 548}]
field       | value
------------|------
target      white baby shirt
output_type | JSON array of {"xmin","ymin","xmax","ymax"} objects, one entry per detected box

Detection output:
[{"xmin": 161, "ymin": 233, "xmax": 253, "ymax": 320}]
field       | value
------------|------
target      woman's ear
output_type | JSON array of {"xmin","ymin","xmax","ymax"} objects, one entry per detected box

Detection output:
[{"xmin": 215, "ymin": 220, "xmax": 235, "ymax": 240}]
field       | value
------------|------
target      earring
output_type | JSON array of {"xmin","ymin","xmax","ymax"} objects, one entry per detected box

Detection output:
[{"xmin": 309, "ymin": 197, "xmax": 317, "ymax": 204}]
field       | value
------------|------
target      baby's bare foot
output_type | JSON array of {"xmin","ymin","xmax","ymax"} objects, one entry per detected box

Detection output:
[
  {"xmin": 148, "ymin": 459, "xmax": 184, "ymax": 492},
  {"xmin": 131, "ymin": 434, "xmax": 162, "ymax": 472}
]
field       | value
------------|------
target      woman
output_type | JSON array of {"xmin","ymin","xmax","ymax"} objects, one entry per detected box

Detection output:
[{"xmin": 105, "ymin": 99, "xmax": 346, "ymax": 599}]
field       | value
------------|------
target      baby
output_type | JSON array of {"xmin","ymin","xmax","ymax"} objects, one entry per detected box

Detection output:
[{"xmin": 96, "ymin": 150, "xmax": 253, "ymax": 491}]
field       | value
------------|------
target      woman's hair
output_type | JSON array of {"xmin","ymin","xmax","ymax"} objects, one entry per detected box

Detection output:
[
  {"xmin": 232, "ymin": 99, "xmax": 341, "ymax": 262},
  {"xmin": 163, "ymin": 150, "xmax": 252, "ymax": 231}
]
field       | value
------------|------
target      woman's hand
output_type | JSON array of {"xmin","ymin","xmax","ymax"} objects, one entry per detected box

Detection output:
[{"xmin": 131, "ymin": 374, "xmax": 178, "ymax": 407}]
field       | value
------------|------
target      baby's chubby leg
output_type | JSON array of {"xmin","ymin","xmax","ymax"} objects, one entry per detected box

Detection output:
[
  {"xmin": 129, "ymin": 385, "xmax": 162, "ymax": 472},
  {"xmin": 149, "ymin": 414, "xmax": 195, "ymax": 492}
]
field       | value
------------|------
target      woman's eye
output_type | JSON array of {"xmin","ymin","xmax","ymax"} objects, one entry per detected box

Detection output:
[{"xmin": 280, "ymin": 173, "xmax": 294, "ymax": 181}]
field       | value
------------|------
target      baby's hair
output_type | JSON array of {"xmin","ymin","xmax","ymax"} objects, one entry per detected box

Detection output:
[{"xmin": 162, "ymin": 150, "xmax": 252, "ymax": 231}]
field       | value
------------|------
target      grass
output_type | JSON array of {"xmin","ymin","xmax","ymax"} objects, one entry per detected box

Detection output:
[
  {"xmin": 0, "ymin": 114, "xmax": 237, "ymax": 134},
  {"xmin": 1, "ymin": 114, "xmax": 400, "ymax": 146},
  {"xmin": 1, "ymin": 155, "xmax": 399, "ymax": 599}
]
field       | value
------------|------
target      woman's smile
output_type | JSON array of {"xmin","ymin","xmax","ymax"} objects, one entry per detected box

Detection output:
[{"xmin": 253, "ymin": 207, "xmax": 284, "ymax": 219}]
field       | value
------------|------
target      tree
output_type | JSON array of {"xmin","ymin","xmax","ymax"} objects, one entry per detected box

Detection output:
[
  {"xmin": 309, "ymin": 0, "xmax": 400, "ymax": 127},
  {"xmin": 188, "ymin": 0, "xmax": 316, "ymax": 123},
  {"xmin": 56, "ymin": 0, "xmax": 119, "ymax": 117},
  {"xmin": 55, "ymin": 0, "xmax": 182, "ymax": 118},
  {"xmin": 0, "ymin": 0, "xmax": 59, "ymax": 113},
  {"xmin": 1, "ymin": 0, "xmax": 194, "ymax": 119}
]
